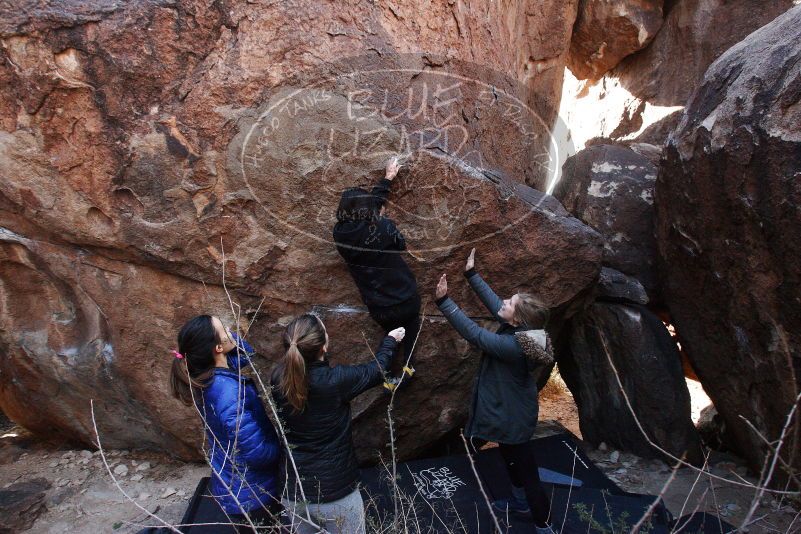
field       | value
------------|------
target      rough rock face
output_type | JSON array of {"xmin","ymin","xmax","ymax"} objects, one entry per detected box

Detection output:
[
  {"xmin": 596, "ymin": 266, "xmax": 648, "ymax": 305},
  {"xmin": 568, "ymin": 0, "xmax": 663, "ymax": 80},
  {"xmin": 656, "ymin": 5, "xmax": 801, "ymax": 474},
  {"xmin": 553, "ymin": 144, "xmax": 659, "ymax": 301},
  {"xmin": 0, "ymin": 477, "xmax": 50, "ymax": 533},
  {"xmin": 557, "ymin": 301, "xmax": 701, "ymax": 461},
  {"xmin": 559, "ymin": 0, "xmax": 795, "ymax": 152},
  {"xmin": 0, "ymin": 232, "xmax": 234, "ymax": 458},
  {"xmin": 697, "ymin": 404, "xmax": 727, "ymax": 451},
  {"xmin": 0, "ymin": 1, "xmax": 601, "ymax": 461}
]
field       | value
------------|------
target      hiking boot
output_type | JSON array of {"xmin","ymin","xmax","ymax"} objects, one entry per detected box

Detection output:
[
  {"xmin": 382, "ymin": 378, "xmax": 397, "ymax": 393},
  {"xmin": 492, "ymin": 496, "xmax": 531, "ymax": 519},
  {"xmin": 535, "ymin": 524, "xmax": 558, "ymax": 534}
]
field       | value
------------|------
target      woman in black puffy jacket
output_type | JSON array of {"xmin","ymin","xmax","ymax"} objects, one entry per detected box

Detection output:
[{"xmin": 270, "ymin": 313, "xmax": 404, "ymax": 533}]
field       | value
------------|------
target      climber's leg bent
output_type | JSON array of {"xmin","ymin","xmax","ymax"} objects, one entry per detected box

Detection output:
[{"xmin": 369, "ymin": 293, "xmax": 421, "ymax": 384}]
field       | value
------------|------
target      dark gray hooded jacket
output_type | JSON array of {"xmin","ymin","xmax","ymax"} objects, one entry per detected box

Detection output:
[{"xmin": 436, "ymin": 270, "xmax": 553, "ymax": 444}]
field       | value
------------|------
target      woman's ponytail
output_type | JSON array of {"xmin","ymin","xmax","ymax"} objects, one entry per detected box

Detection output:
[
  {"xmin": 169, "ymin": 315, "xmax": 219, "ymax": 406},
  {"xmin": 281, "ymin": 342, "xmax": 308, "ymax": 413},
  {"xmin": 279, "ymin": 314, "xmax": 327, "ymax": 413},
  {"xmin": 170, "ymin": 357, "xmax": 193, "ymax": 405}
]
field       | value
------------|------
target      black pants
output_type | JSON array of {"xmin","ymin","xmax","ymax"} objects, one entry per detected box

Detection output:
[
  {"xmin": 498, "ymin": 441, "xmax": 551, "ymax": 527},
  {"xmin": 369, "ymin": 293, "xmax": 421, "ymax": 376},
  {"xmin": 230, "ymin": 500, "xmax": 283, "ymax": 533}
]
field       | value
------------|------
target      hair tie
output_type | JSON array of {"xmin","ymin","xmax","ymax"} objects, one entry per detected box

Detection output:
[{"xmin": 171, "ymin": 349, "xmax": 184, "ymax": 360}]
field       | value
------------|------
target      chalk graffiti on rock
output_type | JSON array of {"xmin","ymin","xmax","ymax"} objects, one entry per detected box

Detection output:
[
  {"xmin": 411, "ymin": 466, "xmax": 466, "ymax": 500},
  {"xmin": 237, "ymin": 54, "xmax": 570, "ymax": 251}
]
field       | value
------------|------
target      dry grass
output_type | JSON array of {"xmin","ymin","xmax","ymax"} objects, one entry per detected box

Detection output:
[{"xmin": 539, "ymin": 365, "xmax": 571, "ymax": 400}]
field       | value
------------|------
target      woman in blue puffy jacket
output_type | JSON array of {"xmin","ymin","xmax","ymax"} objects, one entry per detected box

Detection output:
[{"xmin": 170, "ymin": 315, "xmax": 281, "ymax": 532}]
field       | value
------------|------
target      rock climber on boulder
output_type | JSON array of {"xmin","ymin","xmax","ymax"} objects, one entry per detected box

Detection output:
[{"xmin": 332, "ymin": 156, "xmax": 421, "ymax": 392}]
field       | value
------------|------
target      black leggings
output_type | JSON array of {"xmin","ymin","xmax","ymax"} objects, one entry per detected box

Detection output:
[
  {"xmin": 498, "ymin": 441, "xmax": 552, "ymax": 526},
  {"xmin": 369, "ymin": 294, "xmax": 421, "ymax": 376}
]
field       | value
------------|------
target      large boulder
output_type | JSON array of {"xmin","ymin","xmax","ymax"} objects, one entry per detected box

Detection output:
[
  {"xmin": 553, "ymin": 144, "xmax": 659, "ymax": 301},
  {"xmin": 0, "ymin": 0, "xmax": 601, "ymax": 461},
  {"xmin": 656, "ymin": 5, "xmax": 801, "ymax": 475},
  {"xmin": 0, "ymin": 478, "xmax": 50, "ymax": 533},
  {"xmin": 0, "ymin": 231, "xmax": 234, "ymax": 459},
  {"xmin": 559, "ymin": 0, "xmax": 795, "ymax": 152},
  {"xmin": 557, "ymin": 302, "xmax": 701, "ymax": 462},
  {"xmin": 596, "ymin": 266, "xmax": 648, "ymax": 305},
  {"xmin": 568, "ymin": 0, "xmax": 664, "ymax": 81}
]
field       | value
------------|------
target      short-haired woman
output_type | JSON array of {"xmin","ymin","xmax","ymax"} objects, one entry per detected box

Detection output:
[{"xmin": 333, "ymin": 157, "xmax": 421, "ymax": 390}]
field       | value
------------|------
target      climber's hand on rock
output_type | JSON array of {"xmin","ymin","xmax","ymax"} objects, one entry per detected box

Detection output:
[
  {"xmin": 465, "ymin": 247, "xmax": 476, "ymax": 272},
  {"xmin": 389, "ymin": 327, "xmax": 406, "ymax": 342},
  {"xmin": 385, "ymin": 156, "xmax": 401, "ymax": 181},
  {"xmin": 436, "ymin": 273, "xmax": 448, "ymax": 300}
]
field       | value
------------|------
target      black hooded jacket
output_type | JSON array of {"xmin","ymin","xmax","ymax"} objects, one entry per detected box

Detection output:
[{"xmin": 332, "ymin": 178, "xmax": 418, "ymax": 310}]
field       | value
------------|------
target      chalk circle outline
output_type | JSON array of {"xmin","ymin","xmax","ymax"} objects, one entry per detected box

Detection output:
[{"xmin": 239, "ymin": 64, "xmax": 563, "ymax": 255}]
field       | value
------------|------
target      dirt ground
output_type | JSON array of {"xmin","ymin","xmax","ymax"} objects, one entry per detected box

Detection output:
[
  {"xmin": 1, "ymin": 376, "xmax": 798, "ymax": 533},
  {"xmin": 536, "ymin": 372, "xmax": 800, "ymax": 533},
  {"xmin": 0, "ymin": 432, "xmax": 204, "ymax": 533}
]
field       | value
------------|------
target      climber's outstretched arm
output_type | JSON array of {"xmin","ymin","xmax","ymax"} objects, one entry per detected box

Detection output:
[{"xmin": 464, "ymin": 248, "xmax": 504, "ymax": 321}]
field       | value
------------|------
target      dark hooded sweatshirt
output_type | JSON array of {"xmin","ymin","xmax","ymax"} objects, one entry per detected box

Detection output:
[{"xmin": 332, "ymin": 178, "xmax": 418, "ymax": 311}]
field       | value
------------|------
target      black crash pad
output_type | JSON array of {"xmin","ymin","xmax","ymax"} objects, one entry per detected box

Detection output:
[
  {"xmin": 141, "ymin": 432, "xmax": 738, "ymax": 534},
  {"xmin": 360, "ymin": 432, "xmax": 671, "ymax": 533}
]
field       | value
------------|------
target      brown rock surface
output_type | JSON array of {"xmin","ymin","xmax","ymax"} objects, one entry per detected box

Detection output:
[
  {"xmin": 0, "ymin": 231, "xmax": 233, "ymax": 459},
  {"xmin": 557, "ymin": 301, "xmax": 701, "ymax": 462},
  {"xmin": 553, "ymin": 144, "xmax": 659, "ymax": 301},
  {"xmin": 568, "ymin": 0, "xmax": 663, "ymax": 81},
  {"xmin": 0, "ymin": 1, "xmax": 602, "ymax": 461},
  {"xmin": 560, "ymin": 0, "xmax": 795, "ymax": 151},
  {"xmin": 656, "ymin": 5, "xmax": 801, "ymax": 474}
]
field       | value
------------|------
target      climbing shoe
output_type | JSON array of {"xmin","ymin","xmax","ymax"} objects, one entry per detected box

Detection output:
[
  {"xmin": 492, "ymin": 496, "xmax": 531, "ymax": 519},
  {"xmin": 383, "ymin": 370, "xmax": 414, "ymax": 393}
]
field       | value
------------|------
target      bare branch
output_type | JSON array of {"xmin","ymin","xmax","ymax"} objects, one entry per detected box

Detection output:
[
  {"xmin": 632, "ymin": 457, "xmax": 682, "ymax": 533},
  {"xmin": 90, "ymin": 400, "xmax": 184, "ymax": 534},
  {"xmin": 460, "ymin": 432, "xmax": 503, "ymax": 533},
  {"xmin": 597, "ymin": 329, "xmax": 800, "ymax": 496}
]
